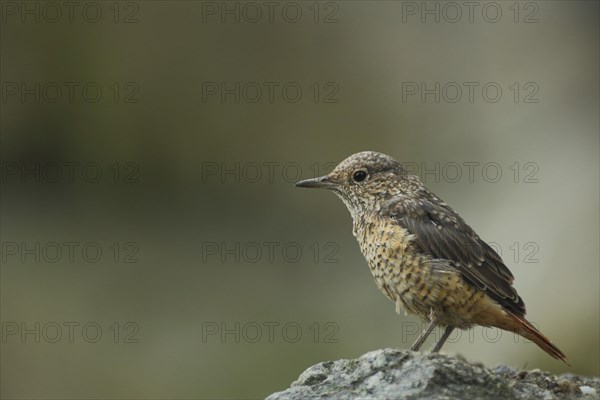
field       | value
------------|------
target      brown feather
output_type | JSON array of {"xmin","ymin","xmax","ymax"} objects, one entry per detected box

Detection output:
[
  {"xmin": 382, "ymin": 192, "xmax": 526, "ymax": 316},
  {"xmin": 505, "ymin": 312, "xmax": 570, "ymax": 366}
]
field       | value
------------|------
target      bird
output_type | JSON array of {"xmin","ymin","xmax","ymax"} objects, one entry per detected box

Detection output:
[{"xmin": 295, "ymin": 151, "xmax": 569, "ymax": 365}]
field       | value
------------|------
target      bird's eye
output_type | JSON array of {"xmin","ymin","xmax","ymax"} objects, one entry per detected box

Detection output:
[{"xmin": 352, "ymin": 170, "xmax": 368, "ymax": 183}]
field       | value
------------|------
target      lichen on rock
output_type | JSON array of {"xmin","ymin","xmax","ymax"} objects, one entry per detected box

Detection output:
[{"xmin": 266, "ymin": 349, "xmax": 599, "ymax": 400}]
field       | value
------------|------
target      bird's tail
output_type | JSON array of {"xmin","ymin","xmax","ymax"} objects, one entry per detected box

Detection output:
[{"xmin": 506, "ymin": 312, "xmax": 570, "ymax": 366}]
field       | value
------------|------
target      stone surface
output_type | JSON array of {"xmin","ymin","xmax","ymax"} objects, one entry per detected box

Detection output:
[{"xmin": 266, "ymin": 349, "xmax": 599, "ymax": 400}]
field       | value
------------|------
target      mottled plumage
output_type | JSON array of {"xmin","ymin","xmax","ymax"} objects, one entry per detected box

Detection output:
[{"xmin": 296, "ymin": 151, "xmax": 568, "ymax": 364}]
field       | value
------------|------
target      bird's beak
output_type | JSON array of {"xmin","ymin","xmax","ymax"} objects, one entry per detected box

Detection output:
[{"xmin": 295, "ymin": 175, "xmax": 337, "ymax": 190}]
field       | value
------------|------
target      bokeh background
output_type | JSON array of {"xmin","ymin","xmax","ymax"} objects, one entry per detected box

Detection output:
[{"xmin": 1, "ymin": 1, "xmax": 598, "ymax": 399}]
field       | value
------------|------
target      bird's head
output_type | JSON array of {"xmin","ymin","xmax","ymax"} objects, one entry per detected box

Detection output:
[{"xmin": 296, "ymin": 151, "xmax": 416, "ymax": 218}]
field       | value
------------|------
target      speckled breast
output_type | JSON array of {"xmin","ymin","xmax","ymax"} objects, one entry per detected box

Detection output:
[
  {"xmin": 352, "ymin": 213, "xmax": 496, "ymax": 328},
  {"xmin": 352, "ymin": 213, "xmax": 428, "ymax": 313}
]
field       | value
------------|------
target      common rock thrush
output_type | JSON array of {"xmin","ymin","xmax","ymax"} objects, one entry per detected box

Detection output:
[{"xmin": 296, "ymin": 151, "xmax": 568, "ymax": 364}]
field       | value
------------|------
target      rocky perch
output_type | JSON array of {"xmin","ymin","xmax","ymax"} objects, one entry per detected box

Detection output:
[{"xmin": 267, "ymin": 349, "xmax": 599, "ymax": 400}]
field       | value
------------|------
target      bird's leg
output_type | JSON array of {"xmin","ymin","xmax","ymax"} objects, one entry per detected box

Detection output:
[
  {"xmin": 410, "ymin": 320, "xmax": 437, "ymax": 351},
  {"xmin": 431, "ymin": 325, "xmax": 455, "ymax": 353}
]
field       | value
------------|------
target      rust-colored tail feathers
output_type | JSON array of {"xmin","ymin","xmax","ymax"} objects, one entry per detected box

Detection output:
[{"xmin": 507, "ymin": 312, "xmax": 570, "ymax": 366}]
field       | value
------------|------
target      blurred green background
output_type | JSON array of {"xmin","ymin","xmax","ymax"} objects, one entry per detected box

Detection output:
[{"xmin": 1, "ymin": 1, "xmax": 598, "ymax": 399}]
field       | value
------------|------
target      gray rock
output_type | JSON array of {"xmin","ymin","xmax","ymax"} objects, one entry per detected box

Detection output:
[{"xmin": 266, "ymin": 348, "xmax": 599, "ymax": 400}]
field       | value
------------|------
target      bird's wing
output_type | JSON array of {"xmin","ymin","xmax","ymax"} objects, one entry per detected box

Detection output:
[{"xmin": 383, "ymin": 192, "xmax": 526, "ymax": 316}]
